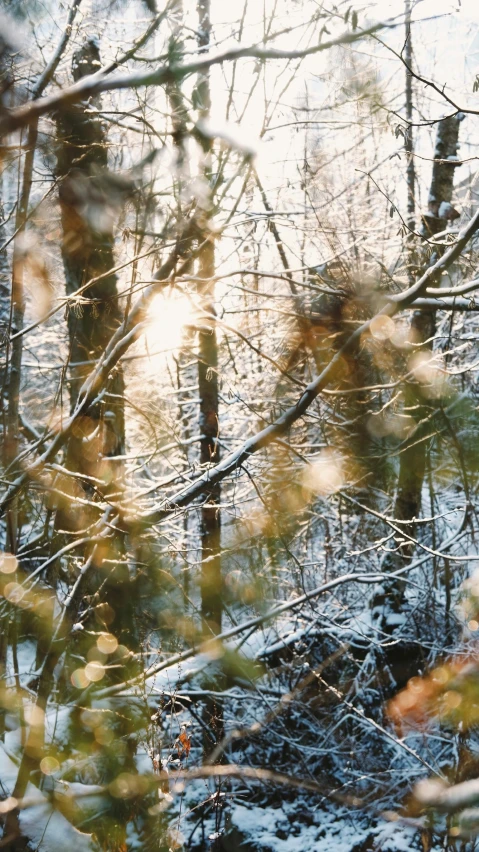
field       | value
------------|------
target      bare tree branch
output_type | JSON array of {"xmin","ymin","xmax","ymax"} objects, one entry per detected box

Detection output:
[{"xmin": 0, "ymin": 19, "xmax": 396, "ymax": 136}]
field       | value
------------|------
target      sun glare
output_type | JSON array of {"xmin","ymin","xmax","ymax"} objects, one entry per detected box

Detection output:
[{"xmin": 145, "ymin": 291, "xmax": 194, "ymax": 356}]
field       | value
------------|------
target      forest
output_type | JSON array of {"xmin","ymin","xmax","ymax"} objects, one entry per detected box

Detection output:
[{"xmin": 1, "ymin": 0, "xmax": 479, "ymax": 849}]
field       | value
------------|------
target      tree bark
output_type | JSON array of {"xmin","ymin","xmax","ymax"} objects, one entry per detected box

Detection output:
[
  {"xmin": 196, "ymin": 0, "xmax": 223, "ymax": 758},
  {"xmin": 395, "ymin": 114, "xmax": 463, "ymax": 537},
  {"xmin": 379, "ymin": 114, "xmax": 463, "ymax": 615},
  {"xmin": 57, "ymin": 39, "xmax": 125, "ymax": 475},
  {"xmin": 404, "ymin": 0, "xmax": 416, "ymax": 283},
  {"xmin": 197, "ymin": 0, "xmax": 222, "ymax": 638},
  {"xmin": 0, "ymin": 196, "xmax": 9, "ymax": 412}
]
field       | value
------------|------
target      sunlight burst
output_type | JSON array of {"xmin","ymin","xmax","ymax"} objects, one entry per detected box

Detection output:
[{"xmin": 145, "ymin": 291, "xmax": 195, "ymax": 355}]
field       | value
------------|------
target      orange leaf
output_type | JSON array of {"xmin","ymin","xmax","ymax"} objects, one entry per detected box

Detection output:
[{"xmin": 178, "ymin": 730, "xmax": 191, "ymax": 757}]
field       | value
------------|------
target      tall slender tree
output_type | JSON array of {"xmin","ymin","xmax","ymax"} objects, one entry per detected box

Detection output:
[
  {"xmin": 196, "ymin": 0, "xmax": 224, "ymax": 758},
  {"xmin": 56, "ymin": 38, "xmax": 125, "ymax": 487},
  {"xmin": 379, "ymin": 114, "xmax": 464, "ymax": 622},
  {"xmin": 404, "ymin": 0, "xmax": 416, "ymax": 256},
  {"xmin": 53, "ymin": 36, "xmax": 142, "ymax": 658},
  {"xmin": 196, "ymin": 0, "xmax": 221, "ymax": 638}
]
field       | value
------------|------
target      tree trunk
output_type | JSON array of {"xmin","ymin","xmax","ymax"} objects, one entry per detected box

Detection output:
[
  {"xmin": 0, "ymin": 198, "xmax": 9, "ymax": 378},
  {"xmin": 0, "ymin": 191, "xmax": 9, "ymax": 746},
  {"xmin": 395, "ymin": 114, "xmax": 463, "ymax": 539},
  {"xmin": 57, "ymin": 38, "xmax": 125, "ymax": 473},
  {"xmin": 54, "ymin": 38, "xmax": 130, "ymax": 643},
  {"xmin": 404, "ymin": 0, "xmax": 416, "ymax": 284},
  {"xmin": 378, "ymin": 114, "xmax": 463, "ymax": 620},
  {"xmin": 197, "ymin": 0, "xmax": 221, "ymax": 638},
  {"xmin": 196, "ymin": 0, "xmax": 223, "ymax": 755}
]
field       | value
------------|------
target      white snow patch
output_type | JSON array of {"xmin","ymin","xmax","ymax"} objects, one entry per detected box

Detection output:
[
  {"xmin": 229, "ymin": 804, "xmax": 422, "ymax": 852},
  {"xmin": 0, "ymin": 743, "xmax": 94, "ymax": 851},
  {"xmin": 230, "ymin": 804, "xmax": 369, "ymax": 852}
]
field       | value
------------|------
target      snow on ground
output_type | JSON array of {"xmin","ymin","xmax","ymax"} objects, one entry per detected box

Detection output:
[
  {"xmin": 0, "ymin": 742, "xmax": 94, "ymax": 851},
  {"xmin": 228, "ymin": 803, "xmax": 422, "ymax": 852}
]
